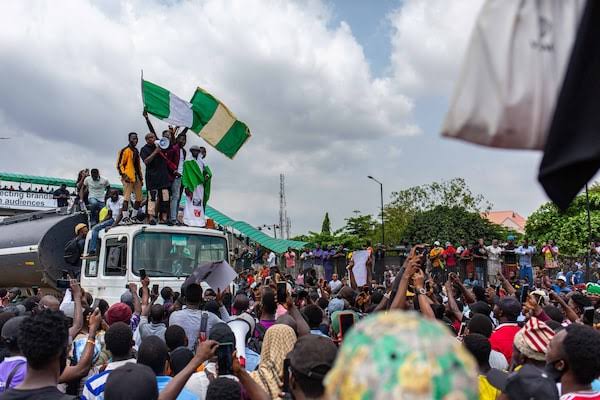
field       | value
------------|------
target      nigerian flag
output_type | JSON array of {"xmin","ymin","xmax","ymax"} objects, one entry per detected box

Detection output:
[{"xmin": 142, "ymin": 79, "xmax": 251, "ymax": 159}]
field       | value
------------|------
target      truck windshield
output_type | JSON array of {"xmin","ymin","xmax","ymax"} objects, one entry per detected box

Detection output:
[{"xmin": 132, "ymin": 232, "xmax": 227, "ymax": 277}]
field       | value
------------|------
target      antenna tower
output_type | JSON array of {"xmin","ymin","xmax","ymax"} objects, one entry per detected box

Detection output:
[{"xmin": 279, "ymin": 174, "xmax": 290, "ymax": 239}]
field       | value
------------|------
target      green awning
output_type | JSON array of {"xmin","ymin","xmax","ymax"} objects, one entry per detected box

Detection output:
[{"xmin": 1, "ymin": 171, "xmax": 307, "ymax": 253}]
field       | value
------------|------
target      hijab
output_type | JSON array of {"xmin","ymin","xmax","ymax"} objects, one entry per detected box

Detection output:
[{"xmin": 250, "ymin": 324, "xmax": 297, "ymax": 398}]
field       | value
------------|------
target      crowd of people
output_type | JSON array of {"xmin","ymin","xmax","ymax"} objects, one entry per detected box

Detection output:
[{"xmin": 1, "ymin": 242, "xmax": 600, "ymax": 399}]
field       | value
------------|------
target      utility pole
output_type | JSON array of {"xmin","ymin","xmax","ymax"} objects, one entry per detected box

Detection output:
[{"xmin": 367, "ymin": 176, "xmax": 385, "ymax": 245}]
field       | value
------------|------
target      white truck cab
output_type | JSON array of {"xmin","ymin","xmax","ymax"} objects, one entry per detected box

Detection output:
[{"xmin": 80, "ymin": 224, "xmax": 228, "ymax": 304}]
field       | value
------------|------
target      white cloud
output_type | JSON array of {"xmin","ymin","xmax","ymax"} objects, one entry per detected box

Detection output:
[{"xmin": 387, "ymin": 0, "xmax": 485, "ymax": 96}]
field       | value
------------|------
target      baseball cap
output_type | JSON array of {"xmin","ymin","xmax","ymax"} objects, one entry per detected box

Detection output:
[
  {"xmin": 209, "ymin": 322, "xmax": 236, "ymax": 345},
  {"xmin": 325, "ymin": 311, "xmax": 478, "ymax": 400},
  {"xmin": 487, "ymin": 364, "xmax": 559, "ymax": 399},
  {"xmin": 106, "ymin": 302, "xmax": 133, "ymax": 326},
  {"xmin": 105, "ymin": 363, "xmax": 159, "ymax": 400},
  {"xmin": 434, "ymin": 241, "xmax": 441, "ymax": 246},
  {"xmin": 556, "ymin": 274, "xmax": 567, "ymax": 282},
  {"xmin": 75, "ymin": 223, "xmax": 87, "ymax": 235},
  {"xmin": 288, "ymin": 335, "xmax": 337, "ymax": 380},
  {"xmin": 190, "ymin": 145, "xmax": 202, "ymax": 151}
]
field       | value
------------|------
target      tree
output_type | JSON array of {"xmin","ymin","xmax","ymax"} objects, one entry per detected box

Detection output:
[
  {"xmin": 403, "ymin": 206, "xmax": 513, "ymax": 245},
  {"xmin": 380, "ymin": 178, "xmax": 493, "ymax": 245},
  {"xmin": 388, "ymin": 178, "xmax": 492, "ymax": 213},
  {"xmin": 525, "ymin": 187, "xmax": 600, "ymax": 256},
  {"xmin": 321, "ymin": 212, "xmax": 331, "ymax": 235},
  {"xmin": 342, "ymin": 214, "xmax": 376, "ymax": 238}
]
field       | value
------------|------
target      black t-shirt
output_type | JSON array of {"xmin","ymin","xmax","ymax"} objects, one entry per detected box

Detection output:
[
  {"xmin": 52, "ymin": 188, "xmax": 70, "ymax": 207},
  {"xmin": 0, "ymin": 386, "xmax": 76, "ymax": 400},
  {"xmin": 140, "ymin": 144, "xmax": 171, "ymax": 190}
]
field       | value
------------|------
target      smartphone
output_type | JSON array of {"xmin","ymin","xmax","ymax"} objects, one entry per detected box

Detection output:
[
  {"xmin": 583, "ymin": 306, "xmax": 595, "ymax": 326},
  {"xmin": 216, "ymin": 342, "xmax": 235, "ymax": 375},
  {"xmin": 91, "ymin": 298, "xmax": 100, "ymax": 310},
  {"xmin": 199, "ymin": 313, "xmax": 208, "ymax": 342},
  {"xmin": 139, "ymin": 268, "xmax": 147, "ymax": 280},
  {"xmin": 282, "ymin": 358, "xmax": 291, "ymax": 396},
  {"xmin": 152, "ymin": 284, "xmax": 159, "ymax": 296},
  {"xmin": 56, "ymin": 279, "xmax": 70, "ymax": 289},
  {"xmin": 61, "ymin": 270, "xmax": 69, "ymax": 280},
  {"xmin": 339, "ymin": 313, "xmax": 355, "ymax": 338},
  {"xmin": 520, "ymin": 283, "xmax": 529, "ymax": 304},
  {"xmin": 277, "ymin": 282, "xmax": 287, "ymax": 304},
  {"xmin": 457, "ymin": 321, "xmax": 468, "ymax": 337},
  {"xmin": 31, "ymin": 286, "xmax": 39, "ymax": 296}
]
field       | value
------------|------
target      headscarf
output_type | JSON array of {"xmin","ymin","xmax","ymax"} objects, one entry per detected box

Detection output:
[
  {"xmin": 325, "ymin": 311, "xmax": 478, "ymax": 400},
  {"xmin": 250, "ymin": 324, "xmax": 297, "ymax": 398}
]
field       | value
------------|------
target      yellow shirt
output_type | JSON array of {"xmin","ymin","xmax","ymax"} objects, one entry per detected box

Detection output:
[
  {"xmin": 429, "ymin": 247, "xmax": 444, "ymax": 268},
  {"xmin": 479, "ymin": 375, "xmax": 500, "ymax": 400}
]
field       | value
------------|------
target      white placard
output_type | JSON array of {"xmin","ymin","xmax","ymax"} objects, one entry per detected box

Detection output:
[
  {"xmin": 185, "ymin": 260, "xmax": 237, "ymax": 293},
  {"xmin": 352, "ymin": 250, "xmax": 369, "ymax": 287},
  {"xmin": 0, "ymin": 190, "xmax": 58, "ymax": 210}
]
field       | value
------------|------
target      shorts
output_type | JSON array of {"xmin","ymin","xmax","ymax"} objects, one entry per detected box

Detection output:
[{"xmin": 122, "ymin": 178, "xmax": 143, "ymax": 203}]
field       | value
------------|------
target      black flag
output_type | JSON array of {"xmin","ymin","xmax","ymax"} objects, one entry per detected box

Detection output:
[{"xmin": 538, "ymin": 0, "xmax": 600, "ymax": 210}]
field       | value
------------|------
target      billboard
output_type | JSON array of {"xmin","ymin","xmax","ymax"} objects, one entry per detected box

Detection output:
[{"xmin": 0, "ymin": 190, "xmax": 58, "ymax": 211}]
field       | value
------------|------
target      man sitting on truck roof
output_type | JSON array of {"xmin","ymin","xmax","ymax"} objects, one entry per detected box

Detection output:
[{"xmin": 85, "ymin": 190, "xmax": 123, "ymax": 258}]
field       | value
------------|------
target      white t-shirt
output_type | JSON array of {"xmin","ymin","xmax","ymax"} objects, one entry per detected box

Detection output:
[
  {"xmin": 177, "ymin": 149, "xmax": 184, "ymax": 175},
  {"xmin": 329, "ymin": 279, "xmax": 343, "ymax": 293},
  {"xmin": 83, "ymin": 176, "xmax": 109, "ymax": 200},
  {"xmin": 267, "ymin": 251, "xmax": 276, "ymax": 267},
  {"xmin": 486, "ymin": 246, "xmax": 503, "ymax": 262},
  {"xmin": 106, "ymin": 196, "xmax": 124, "ymax": 219}
]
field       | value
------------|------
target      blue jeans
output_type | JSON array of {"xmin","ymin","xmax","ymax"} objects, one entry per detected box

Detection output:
[
  {"xmin": 519, "ymin": 264, "xmax": 534, "ymax": 284},
  {"xmin": 88, "ymin": 198, "xmax": 105, "ymax": 226},
  {"xmin": 89, "ymin": 218, "xmax": 113, "ymax": 253},
  {"xmin": 170, "ymin": 177, "xmax": 182, "ymax": 222}
]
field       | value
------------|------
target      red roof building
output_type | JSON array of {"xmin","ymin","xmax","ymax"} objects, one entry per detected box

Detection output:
[{"xmin": 481, "ymin": 210, "xmax": 527, "ymax": 234}]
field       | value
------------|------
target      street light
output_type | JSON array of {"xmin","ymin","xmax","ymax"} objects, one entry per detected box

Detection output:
[
  {"xmin": 258, "ymin": 223, "xmax": 280, "ymax": 239},
  {"xmin": 367, "ymin": 176, "xmax": 385, "ymax": 245}
]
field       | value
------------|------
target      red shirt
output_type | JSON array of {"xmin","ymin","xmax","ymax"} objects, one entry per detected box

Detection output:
[
  {"xmin": 444, "ymin": 246, "xmax": 457, "ymax": 267},
  {"xmin": 490, "ymin": 323, "xmax": 521, "ymax": 363}
]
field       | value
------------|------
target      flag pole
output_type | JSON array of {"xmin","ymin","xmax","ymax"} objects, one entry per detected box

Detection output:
[
  {"xmin": 140, "ymin": 69, "xmax": 145, "ymax": 108},
  {"xmin": 586, "ymin": 183, "xmax": 593, "ymax": 282}
]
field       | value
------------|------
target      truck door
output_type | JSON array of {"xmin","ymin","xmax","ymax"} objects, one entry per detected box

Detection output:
[{"xmin": 97, "ymin": 235, "xmax": 128, "ymax": 303}]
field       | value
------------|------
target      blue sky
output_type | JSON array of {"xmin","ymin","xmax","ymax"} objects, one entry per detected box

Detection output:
[{"xmin": 0, "ymin": 0, "xmax": 574, "ymax": 236}]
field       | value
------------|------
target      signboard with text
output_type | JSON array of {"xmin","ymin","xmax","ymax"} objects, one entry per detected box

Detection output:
[{"xmin": 0, "ymin": 190, "xmax": 58, "ymax": 211}]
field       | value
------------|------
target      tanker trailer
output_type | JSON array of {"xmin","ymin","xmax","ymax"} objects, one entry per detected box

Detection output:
[{"xmin": 0, "ymin": 210, "xmax": 87, "ymax": 289}]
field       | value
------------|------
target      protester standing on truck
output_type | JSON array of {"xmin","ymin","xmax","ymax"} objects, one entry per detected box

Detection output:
[
  {"xmin": 141, "ymin": 112, "xmax": 172, "ymax": 225},
  {"xmin": 117, "ymin": 132, "xmax": 143, "ymax": 224},
  {"xmin": 80, "ymin": 169, "xmax": 110, "ymax": 226},
  {"xmin": 64, "ymin": 223, "xmax": 89, "ymax": 278},
  {"xmin": 52, "ymin": 184, "xmax": 70, "ymax": 208}
]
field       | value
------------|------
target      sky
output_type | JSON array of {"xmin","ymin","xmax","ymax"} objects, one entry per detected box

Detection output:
[{"xmin": 0, "ymin": 0, "xmax": 556, "ymax": 237}]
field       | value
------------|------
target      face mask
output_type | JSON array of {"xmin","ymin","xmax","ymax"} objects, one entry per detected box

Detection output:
[{"xmin": 544, "ymin": 360, "xmax": 566, "ymax": 383}]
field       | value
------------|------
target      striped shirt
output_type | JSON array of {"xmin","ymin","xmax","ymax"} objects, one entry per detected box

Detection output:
[{"xmin": 82, "ymin": 359, "xmax": 136, "ymax": 400}]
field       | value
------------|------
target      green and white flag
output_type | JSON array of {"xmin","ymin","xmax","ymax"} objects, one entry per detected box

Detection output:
[{"xmin": 142, "ymin": 79, "xmax": 251, "ymax": 159}]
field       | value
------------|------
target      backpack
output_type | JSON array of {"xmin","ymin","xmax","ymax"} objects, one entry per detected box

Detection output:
[
  {"xmin": 64, "ymin": 238, "xmax": 81, "ymax": 266},
  {"xmin": 247, "ymin": 320, "xmax": 266, "ymax": 354}
]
